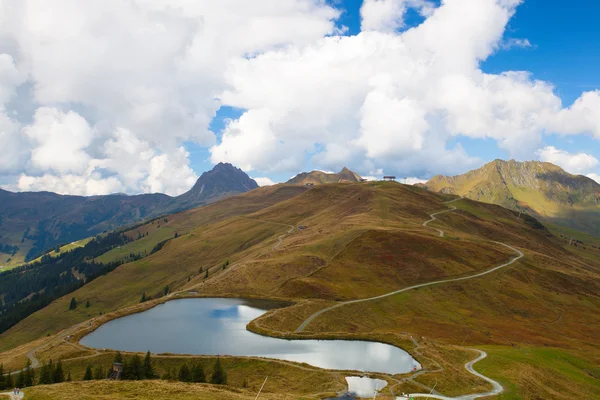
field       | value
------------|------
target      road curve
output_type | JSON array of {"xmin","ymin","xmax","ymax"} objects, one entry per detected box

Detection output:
[
  {"xmin": 295, "ymin": 205, "xmax": 523, "ymax": 333},
  {"xmin": 403, "ymin": 350, "xmax": 502, "ymax": 400}
]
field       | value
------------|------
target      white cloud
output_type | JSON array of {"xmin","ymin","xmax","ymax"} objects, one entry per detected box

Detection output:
[
  {"xmin": 16, "ymin": 173, "xmax": 124, "ymax": 196},
  {"xmin": 142, "ymin": 147, "xmax": 198, "ymax": 195},
  {"xmin": 2, "ymin": 0, "xmax": 600, "ymax": 194},
  {"xmin": 24, "ymin": 108, "xmax": 93, "ymax": 174},
  {"xmin": 0, "ymin": 0, "xmax": 339, "ymax": 195},
  {"xmin": 536, "ymin": 146, "xmax": 599, "ymax": 175},
  {"xmin": 405, "ymin": 177, "xmax": 428, "ymax": 185},
  {"xmin": 544, "ymin": 91, "xmax": 600, "ymax": 139},
  {"xmin": 501, "ymin": 38, "xmax": 532, "ymax": 49},
  {"xmin": 211, "ymin": 0, "xmax": 600, "ymax": 178},
  {"xmin": 586, "ymin": 173, "xmax": 600, "ymax": 184},
  {"xmin": 252, "ymin": 177, "xmax": 277, "ymax": 186},
  {"xmin": 360, "ymin": 0, "xmax": 435, "ymax": 32}
]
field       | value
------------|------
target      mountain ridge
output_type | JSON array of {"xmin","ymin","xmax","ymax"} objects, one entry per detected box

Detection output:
[
  {"xmin": 424, "ymin": 159, "xmax": 600, "ymax": 235},
  {"xmin": 0, "ymin": 163, "xmax": 258, "ymax": 267},
  {"xmin": 286, "ymin": 167, "xmax": 362, "ymax": 185}
]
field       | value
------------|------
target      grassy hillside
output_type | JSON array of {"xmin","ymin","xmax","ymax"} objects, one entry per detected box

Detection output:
[
  {"xmin": 0, "ymin": 185, "xmax": 308, "ymax": 350},
  {"xmin": 1, "ymin": 181, "xmax": 599, "ymax": 399},
  {"xmin": 424, "ymin": 159, "xmax": 600, "ymax": 236}
]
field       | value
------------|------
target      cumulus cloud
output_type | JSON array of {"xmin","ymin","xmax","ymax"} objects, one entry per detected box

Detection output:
[
  {"xmin": 211, "ymin": 0, "xmax": 600, "ymax": 178},
  {"xmin": 586, "ymin": 173, "xmax": 600, "ymax": 184},
  {"xmin": 0, "ymin": 0, "xmax": 339, "ymax": 195},
  {"xmin": 252, "ymin": 177, "xmax": 277, "ymax": 186},
  {"xmin": 360, "ymin": 0, "xmax": 435, "ymax": 32},
  {"xmin": 405, "ymin": 177, "xmax": 428, "ymax": 185},
  {"xmin": 536, "ymin": 146, "xmax": 599, "ymax": 175},
  {"xmin": 24, "ymin": 108, "xmax": 93, "ymax": 174},
  {"xmin": 2, "ymin": 0, "xmax": 600, "ymax": 194}
]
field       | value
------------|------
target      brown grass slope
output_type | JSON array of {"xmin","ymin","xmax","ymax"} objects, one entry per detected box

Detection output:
[
  {"xmin": 424, "ymin": 159, "xmax": 600, "ymax": 236},
  {"xmin": 1, "ymin": 182, "xmax": 599, "ymax": 399}
]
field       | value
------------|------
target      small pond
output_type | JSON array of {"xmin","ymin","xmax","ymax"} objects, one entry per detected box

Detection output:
[
  {"xmin": 346, "ymin": 376, "xmax": 388, "ymax": 397},
  {"xmin": 80, "ymin": 298, "xmax": 419, "ymax": 374}
]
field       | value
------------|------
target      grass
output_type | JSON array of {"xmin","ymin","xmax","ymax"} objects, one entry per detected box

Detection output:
[
  {"xmin": 1, "ymin": 182, "xmax": 599, "ymax": 400},
  {"xmin": 22, "ymin": 380, "xmax": 310, "ymax": 400},
  {"xmin": 23, "ymin": 352, "xmax": 344, "ymax": 400},
  {"xmin": 476, "ymin": 346, "xmax": 600, "ymax": 400}
]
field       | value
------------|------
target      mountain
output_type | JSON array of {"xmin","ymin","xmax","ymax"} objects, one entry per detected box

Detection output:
[
  {"xmin": 0, "ymin": 163, "xmax": 258, "ymax": 267},
  {"xmin": 424, "ymin": 159, "xmax": 600, "ymax": 235},
  {"xmin": 286, "ymin": 167, "xmax": 362, "ymax": 185},
  {"xmin": 169, "ymin": 162, "xmax": 259, "ymax": 212}
]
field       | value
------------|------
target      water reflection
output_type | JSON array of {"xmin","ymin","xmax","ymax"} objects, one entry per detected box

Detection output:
[
  {"xmin": 346, "ymin": 376, "xmax": 388, "ymax": 398},
  {"xmin": 81, "ymin": 298, "xmax": 420, "ymax": 374}
]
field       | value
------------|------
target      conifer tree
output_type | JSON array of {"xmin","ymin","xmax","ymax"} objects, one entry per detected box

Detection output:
[
  {"xmin": 131, "ymin": 354, "xmax": 143, "ymax": 380},
  {"xmin": 16, "ymin": 370, "xmax": 25, "ymax": 388},
  {"xmin": 114, "ymin": 351, "xmax": 123, "ymax": 364},
  {"xmin": 140, "ymin": 292, "xmax": 146, "ymax": 303},
  {"xmin": 191, "ymin": 363, "xmax": 206, "ymax": 383},
  {"xmin": 67, "ymin": 371, "xmax": 72, "ymax": 382},
  {"xmin": 69, "ymin": 297, "xmax": 77, "ymax": 310},
  {"xmin": 142, "ymin": 351, "xmax": 155, "ymax": 379},
  {"xmin": 210, "ymin": 357, "xmax": 227, "ymax": 385},
  {"xmin": 85, "ymin": 300, "xmax": 91, "ymax": 308},
  {"xmin": 53, "ymin": 360, "xmax": 65, "ymax": 383},
  {"xmin": 205, "ymin": 269, "xmax": 209, "ymax": 278},
  {"xmin": 39, "ymin": 361, "xmax": 52, "ymax": 384},
  {"xmin": 163, "ymin": 285, "xmax": 170, "ymax": 296},
  {"xmin": 24, "ymin": 359, "xmax": 35, "ymax": 387},
  {"xmin": 5, "ymin": 373, "xmax": 14, "ymax": 390},
  {"xmin": 0, "ymin": 364, "xmax": 5, "ymax": 390},
  {"xmin": 178, "ymin": 363, "xmax": 191, "ymax": 382},
  {"xmin": 121, "ymin": 359, "xmax": 133, "ymax": 380},
  {"xmin": 83, "ymin": 365, "xmax": 93, "ymax": 381},
  {"xmin": 93, "ymin": 366, "xmax": 104, "ymax": 380}
]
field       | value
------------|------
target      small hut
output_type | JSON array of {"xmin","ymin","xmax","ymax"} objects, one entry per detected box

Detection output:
[{"xmin": 109, "ymin": 363, "xmax": 123, "ymax": 380}]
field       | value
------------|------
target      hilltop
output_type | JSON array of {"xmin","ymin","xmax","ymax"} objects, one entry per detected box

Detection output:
[
  {"xmin": 424, "ymin": 159, "xmax": 600, "ymax": 236},
  {"xmin": 286, "ymin": 167, "xmax": 362, "ymax": 185},
  {"xmin": 0, "ymin": 163, "xmax": 257, "ymax": 268}
]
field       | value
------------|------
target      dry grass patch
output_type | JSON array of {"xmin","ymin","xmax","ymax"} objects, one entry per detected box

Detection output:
[{"xmin": 22, "ymin": 380, "xmax": 304, "ymax": 400}]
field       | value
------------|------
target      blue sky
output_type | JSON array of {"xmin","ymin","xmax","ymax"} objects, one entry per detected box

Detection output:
[{"xmin": 186, "ymin": 0, "xmax": 600, "ymax": 185}]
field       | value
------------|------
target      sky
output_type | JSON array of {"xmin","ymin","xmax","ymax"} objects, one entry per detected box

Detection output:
[{"xmin": 0, "ymin": 0, "xmax": 599, "ymax": 195}]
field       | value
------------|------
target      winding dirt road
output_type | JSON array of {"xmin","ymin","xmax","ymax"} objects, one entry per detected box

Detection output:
[
  {"xmin": 295, "ymin": 204, "xmax": 523, "ymax": 332},
  {"xmin": 405, "ymin": 350, "xmax": 502, "ymax": 400},
  {"xmin": 295, "ymin": 197, "xmax": 523, "ymax": 399}
]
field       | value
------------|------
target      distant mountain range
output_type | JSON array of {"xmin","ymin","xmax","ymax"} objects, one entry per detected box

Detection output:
[
  {"xmin": 0, "ymin": 163, "xmax": 258, "ymax": 267},
  {"xmin": 287, "ymin": 167, "xmax": 362, "ymax": 185},
  {"xmin": 423, "ymin": 159, "xmax": 600, "ymax": 236}
]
